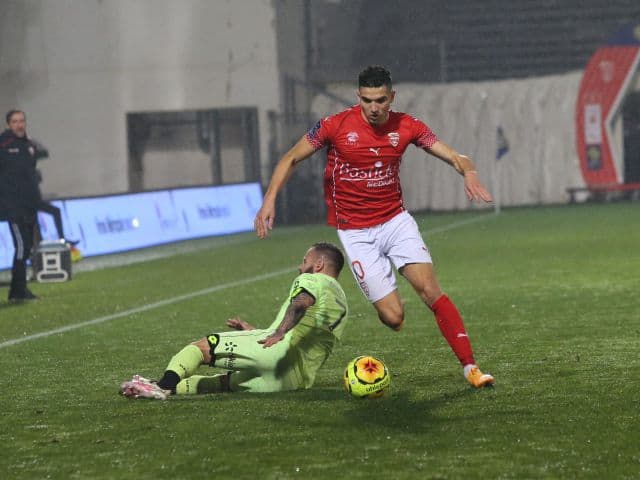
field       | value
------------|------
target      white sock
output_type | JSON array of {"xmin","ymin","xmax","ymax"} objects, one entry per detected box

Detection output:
[{"xmin": 463, "ymin": 364, "xmax": 477, "ymax": 377}]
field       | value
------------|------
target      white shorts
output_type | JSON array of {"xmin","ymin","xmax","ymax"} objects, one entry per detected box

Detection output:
[{"xmin": 337, "ymin": 211, "xmax": 432, "ymax": 303}]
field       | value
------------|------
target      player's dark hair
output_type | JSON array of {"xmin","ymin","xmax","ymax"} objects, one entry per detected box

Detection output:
[
  {"xmin": 312, "ymin": 242, "xmax": 345, "ymax": 275},
  {"xmin": 5, "ymin": 109, "xmax": 24, "ymax": 124},
  {"xmin": 358, "ymin": 65, "xmax": 392, "ymax": 89}
]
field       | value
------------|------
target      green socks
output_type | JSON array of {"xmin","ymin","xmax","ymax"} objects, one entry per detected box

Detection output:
[
  {"xmin": 176, "ymin": 374, "xmax": 228, "ymax": 395},
  {"xmin": 158, "ymin": 344, "xmax": 204, "ymax": 392}
]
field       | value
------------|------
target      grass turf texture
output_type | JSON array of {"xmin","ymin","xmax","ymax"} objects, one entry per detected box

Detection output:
[{"xmin": 0, "ymin": 203, "xmax": 638, "ymax": 479}]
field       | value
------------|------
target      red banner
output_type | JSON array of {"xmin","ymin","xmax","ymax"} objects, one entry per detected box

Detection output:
[
  {"xmin": 575, "ymin": 33, "xmax": 640, "ymax": 187},
  {"xmin": 576, "ymin": 25, "xmax": 640, "ymax": 187}
]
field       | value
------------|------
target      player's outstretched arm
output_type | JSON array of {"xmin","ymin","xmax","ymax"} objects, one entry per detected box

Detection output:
[
  {"xmin": 259, "ymin": 291, "xmax": 316, "ymax": 347},
  {"xmin": 425, "ymin": 140, "xmax": 493, "ymax": 203},
  {"xmin": 255, "ymin": 136, "xmax": 317, "ymax": 238}
]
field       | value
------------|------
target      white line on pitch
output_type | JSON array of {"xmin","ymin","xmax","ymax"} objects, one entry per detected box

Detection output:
[
  {"xmin": 420, "ymin": 212, "xmax": 496, "ymax": 236},
  {"xmin": 0, "ymin": 213, "xmax": 495, "ymax": 350}
]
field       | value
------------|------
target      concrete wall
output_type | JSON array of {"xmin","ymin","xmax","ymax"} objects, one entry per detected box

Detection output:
[{"xmin": 0, "ymin": 0, "xmax": 280, "ymax": 198}]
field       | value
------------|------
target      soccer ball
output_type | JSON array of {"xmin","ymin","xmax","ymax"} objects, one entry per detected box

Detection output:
[{"xmin": 343, "ymin": 355, "xmax": 390, "ymax": 398}]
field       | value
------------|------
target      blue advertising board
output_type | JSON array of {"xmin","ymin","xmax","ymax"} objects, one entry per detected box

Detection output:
[{"xmin": 0, "ymin": 182, "xmax": 262, "ymax": 269}]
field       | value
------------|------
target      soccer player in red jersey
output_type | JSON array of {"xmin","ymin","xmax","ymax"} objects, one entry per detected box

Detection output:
[{"xmin": 255, "ymin": 65, "xmax": 495, "ymax": 388}]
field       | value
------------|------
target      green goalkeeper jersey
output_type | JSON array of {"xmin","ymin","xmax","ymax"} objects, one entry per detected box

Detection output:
[{"xmin": 268, "ymin": 272, "xmax": 348, "ymax": 388}]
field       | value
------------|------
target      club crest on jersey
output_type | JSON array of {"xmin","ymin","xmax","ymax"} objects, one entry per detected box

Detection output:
[
  {"xmin": 346, "ymin": 131, "xmax": 359, "ymax": 145},
  {"xmin": 387, "ymin": 132, "xmax": 400, "ymax": 147}
]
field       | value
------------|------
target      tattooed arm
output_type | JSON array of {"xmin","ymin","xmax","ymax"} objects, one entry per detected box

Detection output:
[{"xmin": 258, "ymin": 291, "xmax": 316, "ymax": 348}]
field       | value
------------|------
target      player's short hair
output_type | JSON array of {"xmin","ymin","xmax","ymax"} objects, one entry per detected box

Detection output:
[
  {"xmin": 358, "ymin": 65, "xmax": 392, "ymax": 89},
  {"xmin": 6, "ymin": 109, "xmax": 25, "ymax": 124},
  {"xmin": 311, "ymin": 242, "xmax": 345, "ymax": 275}
]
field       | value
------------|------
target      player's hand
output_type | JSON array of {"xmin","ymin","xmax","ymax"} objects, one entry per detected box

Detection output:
[
  {"xmin": 254, "ymin": 201, "xmax": 275, "ymax": 239},
  {"xmin": 463, "ymin": 171, "xmax": 493, "ymax": 203},
  {"xmin": 226, "ymin": 317, "xmax": 255, "ymax": 331},
  {"xmin": 258, "ymin": 331, "xmax": 285, "ymax": 348}
]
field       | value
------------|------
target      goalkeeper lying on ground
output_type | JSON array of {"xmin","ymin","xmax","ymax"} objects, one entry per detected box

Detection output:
[{"xmin": 120, "ymin": 242, "xmax": 348, "ymax": 399}]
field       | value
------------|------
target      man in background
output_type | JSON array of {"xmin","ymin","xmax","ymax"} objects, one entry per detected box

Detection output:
[{"xmin": 0, "ymin": 110, "xmax": 42, "ymax": 302}]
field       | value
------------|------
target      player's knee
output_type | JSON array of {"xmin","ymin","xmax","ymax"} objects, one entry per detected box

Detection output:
[
  {"xmin": 191, "ymin": 338, "xmax": 211, "ymax": 362},
  {"xmin": 378, "ymin": 309, "xmax": 404, "ymax": 331}
]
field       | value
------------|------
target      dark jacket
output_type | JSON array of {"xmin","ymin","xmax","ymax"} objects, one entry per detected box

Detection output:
[{"xmin": 0, "ymin": 129, "xmax": 47, "ymax": 221}]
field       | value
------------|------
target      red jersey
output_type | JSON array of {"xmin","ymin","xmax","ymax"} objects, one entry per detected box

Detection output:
[{"xmin": 306, "ymin": 105, "xmax": 438, "ymax": 229}]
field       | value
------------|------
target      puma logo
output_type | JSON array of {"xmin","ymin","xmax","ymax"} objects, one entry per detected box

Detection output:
[{"xmin": 369, "ymin": 147, "xmax": 380, "ymax": 156}]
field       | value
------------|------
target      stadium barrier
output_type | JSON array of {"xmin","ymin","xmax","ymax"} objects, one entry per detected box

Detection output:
[
  {"xmin": 0, "ymin": 182, "xmax": 263, "ymax": 270},
  {"xmin": 566, "ymin": 182, "xmax": 640, "ymax": 203}
]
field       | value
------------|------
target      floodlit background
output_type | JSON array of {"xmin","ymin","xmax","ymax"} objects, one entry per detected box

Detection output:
[
  {"xmin": 2, "ymin": 0, "xmax": 640, "ymax": 222},
  {"xmin": 1, "ymin": 2, "xmax": 640, "ymax": 478}
]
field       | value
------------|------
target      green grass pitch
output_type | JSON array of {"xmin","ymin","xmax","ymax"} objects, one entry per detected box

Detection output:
[{"xmin": 1, "ymin": 203, "xmax": 638, "ymax": 479}]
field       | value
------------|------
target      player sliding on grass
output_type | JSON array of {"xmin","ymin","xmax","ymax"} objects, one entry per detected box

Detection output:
[
  {"xmin": 255, "ymin": 65, "xmax": 494, "ymax": 388},
  {"xmin": 120, "ymin": 243, "xmax": 348, "ymax": 400}
]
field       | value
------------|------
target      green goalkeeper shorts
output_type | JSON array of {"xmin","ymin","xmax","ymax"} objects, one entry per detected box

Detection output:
[{"xmin": 206, "ymin": 329, "xmax": 303, "ymax": 393}]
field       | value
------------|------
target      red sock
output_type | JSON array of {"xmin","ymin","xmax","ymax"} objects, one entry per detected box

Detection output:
[{"xmin": 430, "ymin": 294, "xmax": 475, "ymax": 366}]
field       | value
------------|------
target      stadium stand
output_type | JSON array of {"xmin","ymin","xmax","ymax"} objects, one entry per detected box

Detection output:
[{"xmin": 308, "ymin": 0, "xmax": 640, "ymax": 83}]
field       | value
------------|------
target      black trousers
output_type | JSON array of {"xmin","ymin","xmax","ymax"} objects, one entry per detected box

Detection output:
[
  {"xmin": 8, "ymin": 217, "xmax": 36, "ymax": 298},
  {"xmin": 37, "ymin": 200, "xmax": 65, "ymax": 240}
]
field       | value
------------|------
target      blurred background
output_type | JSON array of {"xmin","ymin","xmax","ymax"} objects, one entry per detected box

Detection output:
[{"xmin": 2, "ymin": 0, "xmax": 640, "ymax": 225}]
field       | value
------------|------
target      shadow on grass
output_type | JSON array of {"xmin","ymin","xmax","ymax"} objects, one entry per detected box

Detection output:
[
  {"xmin": 179, "ymin": 383, "xmax": 487, "ymax": 433},
  {"xmin": 112, "ymin": 375, "xmax": 499, "ymax": 435},
  {"xmin": 339, "ymin": 388, "xmax": 473, "ymax": 433}
]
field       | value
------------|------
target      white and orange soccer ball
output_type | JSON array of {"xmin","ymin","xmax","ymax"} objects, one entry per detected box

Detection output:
[{"xmin": 343, "ymin": 355, "xmax": 390, "ymax": 398}]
